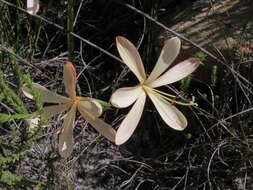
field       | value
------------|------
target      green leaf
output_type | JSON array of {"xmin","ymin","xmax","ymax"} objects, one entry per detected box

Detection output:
[
  {"xmin": 0, "ymin": 113, "xmax": 38, "ymax": 123},
  {"xmin": 0, "ymin": 170, "xmax": 22, "ymax": 186},
  {"xmin": 193, "ymin": 51, "xmax": 207, "ymax": 62}
]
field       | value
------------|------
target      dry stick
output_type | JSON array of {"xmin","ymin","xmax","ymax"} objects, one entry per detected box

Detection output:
[
  {"xmin": 115, "ymin": 1, "xmax": 253, "ymax": 87},
  {"xmin": 0, "ymin": 0, "xmax": 123, "ymax": 64},
  {"xmin": 197, "ymin": 106, "xmax": 253, "ymax": 141}
]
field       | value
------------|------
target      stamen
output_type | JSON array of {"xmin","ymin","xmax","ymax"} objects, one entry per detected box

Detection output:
[
  {"xmin": 143, "ymin": 86, "xmax": 176, "ymax": 98},
  {"xmin": 157, "ymin": 92, "xmax": 195, "ymax": 106},
  {"xmin": 152, "ymin": 88, "xmax": 177, "ymax": 98},
  {"xmin": 189, "ymin": 96, "xmax": 198, "ymax": 106},
  {"xmin": 143, "ymin": 86, "xmax": 197, "ymax": 106}
]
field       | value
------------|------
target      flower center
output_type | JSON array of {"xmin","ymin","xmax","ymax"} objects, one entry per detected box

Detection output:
[{"xmin": 73, "ymin": 96, "xmax": 91, "ymax": 105}]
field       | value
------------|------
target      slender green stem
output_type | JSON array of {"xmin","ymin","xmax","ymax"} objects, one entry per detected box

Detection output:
[
  {"xmin": 15, "ymin": 0, "xmax": 22, "ymax": 49},
  {"xmin": 67, "ymin": 0, "xmax": 74, "ymax": 62}
]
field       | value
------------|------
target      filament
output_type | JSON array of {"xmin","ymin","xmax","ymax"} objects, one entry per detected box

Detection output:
[{"xmin": 143, "ymin": 85, "xmax": 197, "ymax": 106}]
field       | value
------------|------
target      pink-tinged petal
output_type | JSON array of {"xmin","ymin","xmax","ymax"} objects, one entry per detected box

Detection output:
[
  {"xmin": 110, "ymin": 86, "xmax": 143, "ymax": 108},
  {"xmin": 42, "ymin": 103, "xmax": 72, "ymax": 119},
  {"xmin": 22, "ymin": 83, "xmax": 71, "ymax": 103},
  {"xmin": 78, "ymin": 99, "xmax": 103, "ymax": 117},
  {"xmin": 149, "ymin": 58, "xmax": 201, "ymax": 88},
  {"xmin": 27, "ymin": 0, "xmax": 39, "ymax": 15},
  {"xmin": 146, "ymin": 37, "xmax": 181, "ymax": 83},
  {"xmin": 115, "ymin": 91, "xmax": 146, "ymax": 145},
  {"xmin": 78, "ymin": 104, "xmax": 116, "ymax": 142},
  {"xmin": 147, "ymin": 92, "xmax": 187, "ymax": 130},
  {"xmin": 63, "ymin": 62, "xmax": 76, "ymax": 99},
  {"xmin": 59, "ymin": 104, "xmax": 76, "ymax": 158},
  {"xmin": 116, "ymin": 36, "xmax": 146, "ymax": 82}
]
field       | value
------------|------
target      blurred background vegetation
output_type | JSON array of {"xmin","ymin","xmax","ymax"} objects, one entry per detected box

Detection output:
[{"xmin": 0, "ymin": 0, "xmax": 253, "ymax": 189}]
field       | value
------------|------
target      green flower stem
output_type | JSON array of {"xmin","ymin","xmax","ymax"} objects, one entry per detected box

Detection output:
[
  {"xmin": 93, "ymin": 98, "xmax": 112, "ymax": 111},
  {"xmin": 67, "ymin": 0, "xmax": 74, "ymax": 62}
]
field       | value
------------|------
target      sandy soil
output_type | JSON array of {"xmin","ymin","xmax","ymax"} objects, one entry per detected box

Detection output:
[{"xmin": 159, "ymin": 0, "xmax": 253, "ymax": 50}]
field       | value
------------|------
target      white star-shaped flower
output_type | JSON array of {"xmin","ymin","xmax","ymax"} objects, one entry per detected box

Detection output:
[
  {"xmin": 23, "ymin": 62, "xmax": 116, "ymax": 158},
  {"xmin": 110, "ymin": 36, "xmax": 201, "ymax": 145}
]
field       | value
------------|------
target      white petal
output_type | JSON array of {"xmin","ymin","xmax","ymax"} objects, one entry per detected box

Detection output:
[
  {"xmin": 110, "ymin": 86, "xmax": 142, "ymax": 108},
  {"xmin": 115, "ymin": 91, "xmax": 146, "ymax": 145},
  {"xmin": 147, "ymin": 92, "xmax": 187, "ymax": 130},
  {"xmin": 42, "ymin": 103, "xmax": 72, "ymax": 119},
  {"xmin": 22, "ymin": 83, "xmax": 71, "ymax": 103},
  {"xmin": 116, "ymin": 36, "xmax": 146, "ymax": 82},
  {"xmin": 149, "ymin": 58, "xmax": 201, "ymax": 88},
  {"xmin": 27, "ymin": 0, "xmax": 39, "ymax": 15},
  {"xmin": 78, "ymin": 99, "xmax": 103, "ymax": 117},
  {"xmin": 78, "ymin": 104, "xmax": 116, "ymax": 142},
  {"xmin": 146, "ymin": 37, "xmax": 181, "ymax": 83},
  {"xmin": 63, "ymin": 62, "xmax": 76, "ymax": 99},
  {"xmin": 25, "ymin": 118, "xmax": 40, "ymax": 132},
  {"xmin": 58, "ymin": 105, "xmax": 76, "ymax": 158}
]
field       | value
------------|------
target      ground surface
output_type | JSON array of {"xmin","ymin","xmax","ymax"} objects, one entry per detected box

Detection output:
[{"xmin": 160, "ymin": 0, "xmax": 253, "ymax": 49}]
